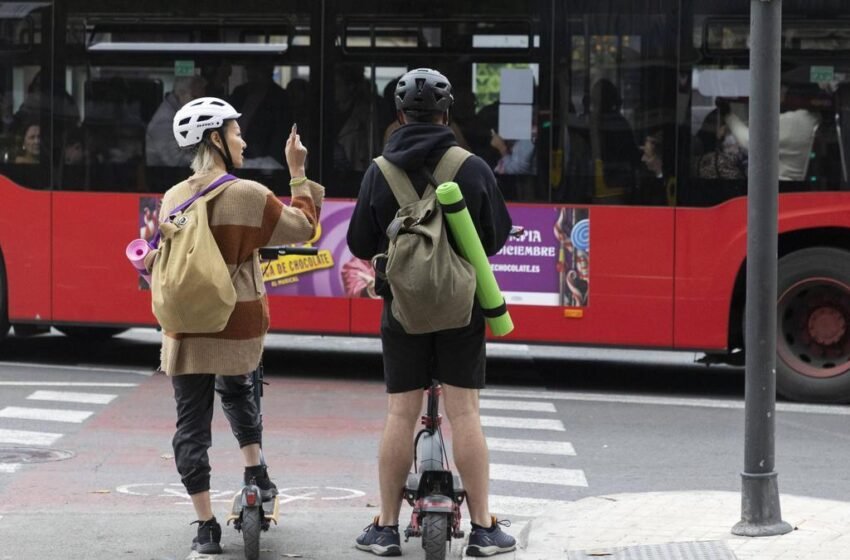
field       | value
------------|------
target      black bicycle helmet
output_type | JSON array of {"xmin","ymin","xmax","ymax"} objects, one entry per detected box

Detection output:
[{"xmin": 394, "ymin": 68, "xmax": 453, "ymax": 117}]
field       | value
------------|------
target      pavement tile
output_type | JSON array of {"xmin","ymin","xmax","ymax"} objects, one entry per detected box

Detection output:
[{"xmin": 518, "ymin": 491, "xmax": 850, "ymax": 560}]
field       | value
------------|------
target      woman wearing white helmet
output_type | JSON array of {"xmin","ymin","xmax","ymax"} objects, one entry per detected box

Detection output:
[{"xmin": 148, "ymin": 96, "xmax": 324, "ymax": 554}]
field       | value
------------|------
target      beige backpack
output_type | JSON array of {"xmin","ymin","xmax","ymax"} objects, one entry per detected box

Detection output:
[
  {"xmin": 373, "ymin": 147, "xmax": 476, "ymax": 334},
  {"xmin": 150, "ymin": 174, "xmax": 237, "ymax": 333}
]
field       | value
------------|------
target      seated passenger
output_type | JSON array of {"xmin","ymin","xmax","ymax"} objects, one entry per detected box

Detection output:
[
  {"xmin": 15, "ymin": 123, "xmax": 39, "ymax": 164},
  {"xmin": 694, "ymin": 108, "xmax": 746, "ymax": 180},
  {"xmin": 145, "ymin": 76, "xmax": 206, "ymax": 167}
]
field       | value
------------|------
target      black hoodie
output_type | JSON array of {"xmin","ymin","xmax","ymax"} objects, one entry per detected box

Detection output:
[{"xmin": 346, "ymin": 122, "xmax": 512, "ymax": 299}]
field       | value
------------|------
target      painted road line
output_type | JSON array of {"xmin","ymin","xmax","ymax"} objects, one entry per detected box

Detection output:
[
  {"xmin": 27, "ymin": 390, "xmax": 117, "ymax": 405},
  {"xmin": 0, "ymin": 361, "xmax": 152, "ymax": 375},
  {"xmin": 487, "ymin": 495, "xmax": 569, "ymax": 517},
  {"xmin": 0, "ymin": 464, "xmax": 21, "ymax": 473},
  {"xmin": 486, "ymin": 437, "xmax": 576, "ymax": 456},
  {"xmin": 0, "ymin": 428, "xmax": 63, "ymax": 446},
  {"xmin": 480, "ymin": 388, "xmax": 850, "ymax": 417},
  {"xmin": 480, "ymin": 416, "xmax": 565, "ymax": 431},
  {"xmin": 490, "ymin": 463, "xmax": 588, "ymax": 487},
  {"xmin": 0, "ymin": 382, "xmax": 138, "ymax": 387},
  {"xmin": 0, "ymin": 406, "xmax": 93, "ymax": 423},
  {"xmin": 479, "ymin": 399, "xmax": 557, "ymax": 413}
]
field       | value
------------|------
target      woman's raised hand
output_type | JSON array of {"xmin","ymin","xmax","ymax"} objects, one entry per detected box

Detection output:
[{"xmin": 285, "ymin": 123, "xmax": 307, "ymax": 178}]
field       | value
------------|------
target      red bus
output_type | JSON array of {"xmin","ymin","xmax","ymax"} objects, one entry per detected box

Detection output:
[{"xmin": 1, "ymin": 0, "xmax": 849, "ymax": 402}]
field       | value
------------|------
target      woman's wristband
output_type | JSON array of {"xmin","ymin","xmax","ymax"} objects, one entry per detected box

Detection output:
[{"xmin": 290, "ymin": 176, "xmax": 307, "ymax": 187}]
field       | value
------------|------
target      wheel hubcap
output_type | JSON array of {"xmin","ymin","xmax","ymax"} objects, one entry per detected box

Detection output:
[{"xmin": 777, "ymin": 277, "xmax": 850, "ymax": 379}]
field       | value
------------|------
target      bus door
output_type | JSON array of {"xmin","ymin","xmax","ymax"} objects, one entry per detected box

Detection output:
[
  {"xmin": 323, "ymin": 0, "xmax": 554, "ymax": 334},
  {"xmin": 543, "ymin": 0, "xmax": 678, "ymax": 347},
  {"xmin": 0, "ymin": 1, "xmax": 54, "ymax": 327},
  {"xmin": 51, "ymin": 2, "xmax": 347, "ymax": 332}
]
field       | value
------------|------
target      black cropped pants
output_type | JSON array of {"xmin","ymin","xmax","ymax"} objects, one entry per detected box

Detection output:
[{"xmin": 171, "ymin": 371, "xmax": 262, "ymax": 495}]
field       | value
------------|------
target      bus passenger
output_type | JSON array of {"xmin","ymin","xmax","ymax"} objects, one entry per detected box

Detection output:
[
  {"xmin": 146, "ymin": 98, "xmax": 324, "ymax": 555},
  {"xmin": 588, "ymin": 79, "xmax": 641, "ymax": 203},
  {"xmin": 145, "ymin": 76, "xmax": 206, "ymax": 167},
  {"xmin": 347, "ymin": 68, "xmax": 516, "ymax": 558},
  {"xmin": 230, "ymin": 64, "xmax": 290, "ymax": 166},
  {"xmin": 15, "ymin": 123, "xmax": 40, "ymax": 164}
]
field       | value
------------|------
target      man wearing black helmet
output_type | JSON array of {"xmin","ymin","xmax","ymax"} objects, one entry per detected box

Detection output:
[{"xmin": 347, "ymin": 68, "xmax": 514, "ymax": 557}]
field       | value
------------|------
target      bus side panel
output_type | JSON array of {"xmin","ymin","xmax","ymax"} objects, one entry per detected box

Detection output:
[
  {"xmin": 267, "ymin": 295, "xmax": 350, "ymax": 333},
  {"xmin": 673, "ymin": 201, "xmax": 746, "ymax": 351},
  {"xmin": 350, "ymin": 206, "xmax": 676, "ymax": 347},
  {"xmin": 673, "ymin": 194, "xmax": 850, "ymax": 351},
  {"xmin": 0, "ymin": 180, "xmax": 52, "ymax": 322},
  {"xmin": 52, "ymin": 192, "xmax": 156, "ymax": 325}
]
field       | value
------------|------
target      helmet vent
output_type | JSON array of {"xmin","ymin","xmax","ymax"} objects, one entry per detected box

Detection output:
[
  {"xmin": 210, "ymin": 100, "xmax": 225, "ymax": 106},
  {"xmin": 415, "ymin": 78, "xmax": 426, "ymax": 93},
  {"xmin": 178, "ymin": 117, "xmax": 191, "ymax": 126},
  {"xmin": 197, "ymin": 115, "xmax": 213, "ymax": 122}
]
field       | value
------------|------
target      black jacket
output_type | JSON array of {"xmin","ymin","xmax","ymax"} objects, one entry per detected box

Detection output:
[{"xmin": 346, "ymin": 123, "xmax": 512, "ymax": 298}]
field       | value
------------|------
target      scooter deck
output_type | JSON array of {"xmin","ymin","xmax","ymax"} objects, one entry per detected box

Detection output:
[{"xmin": 226, "ymin": 493, "xmax": 280, "ymax": 525}]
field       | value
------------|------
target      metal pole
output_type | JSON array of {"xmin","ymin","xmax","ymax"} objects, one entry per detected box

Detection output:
[{"xmin": 732, "ymin": 0, "xmax": 792, "ymax": 537}]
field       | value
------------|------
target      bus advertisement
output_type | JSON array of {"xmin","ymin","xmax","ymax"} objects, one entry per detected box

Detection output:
[{"xmin": 0, "ymin": 0, "xmax": 849, "ymax": 403}]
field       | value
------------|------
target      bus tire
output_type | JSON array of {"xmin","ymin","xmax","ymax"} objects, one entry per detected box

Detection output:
[
  {"xmin": 0, "ymin": 255, "xmax": 8, "ymax": 343},
  {"xmin": 56, "ymin": 326, "xmax": 128, "ymax": 339},
  {"xmin": 775, "ymin": 247, "xmax": 850, "ymax": 403}
]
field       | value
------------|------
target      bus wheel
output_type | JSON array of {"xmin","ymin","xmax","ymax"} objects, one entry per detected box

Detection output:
[
  {"xmin": 56, "ymin": 327, "xmax": 128, "ymax": 340},
  {"xmin": 775, "ymin": 247, "xmax": 850, "ymax": 403}
]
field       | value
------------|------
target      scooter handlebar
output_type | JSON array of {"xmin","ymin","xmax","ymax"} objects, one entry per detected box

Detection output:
[{"xmin": 259, "ymin": 246, "xmax": 319, "ymax": 260}]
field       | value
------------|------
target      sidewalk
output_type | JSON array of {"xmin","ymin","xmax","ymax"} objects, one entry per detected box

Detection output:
[{"xmin": 516, "ymin": 491, "xmax": 850, "ymax": 560}]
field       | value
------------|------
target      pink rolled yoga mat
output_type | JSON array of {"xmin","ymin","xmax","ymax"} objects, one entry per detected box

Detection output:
[{"xmin": 125, "ymin": 238, "xmax": 152, "ymax": 285}]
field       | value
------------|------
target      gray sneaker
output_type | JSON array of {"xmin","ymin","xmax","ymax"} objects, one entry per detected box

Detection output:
[
  {"xmin": 356, "ymin": 516, "xmax": 402, "ymax": 556},
  {"xmin": 466, "ymin": 517, "xmax": 516, "ymax": 557}
]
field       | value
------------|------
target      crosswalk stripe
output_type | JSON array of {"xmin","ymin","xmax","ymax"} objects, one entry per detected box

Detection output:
[
  {"xmin": 480, "ymin": 416, "xmax": 565, "ymax": 431},
  {"xmin": 0, "ymin": 382, "xmax": 137, "ymax": 387},
  {"xmin": 0, "ymin": 406, "xmax": 93, "ymax": 423},
  {"xmin": 487, "ymin": 495, "xmax": 568, "ymax": 517},
  {"xmin": 487, "ymin": 437, "xmax": 575, "ymax": 456},
  {"xmin": 27, "ymin": 390, "xmax": 117, "ymax": 405},
  {"xmin": 490, "ymin": 463, "xmax": 588, "ymax": 487},
  {"xmin": 479, "ymin": 400, "xmax": 556, "ymax": 413},
  {"xmin": 0, "ymin": 464, "xmax": 21, "ymax": 473},
  {"xmin": 0, "ymin": 428, "xmax": 63, "ymax": 446}
]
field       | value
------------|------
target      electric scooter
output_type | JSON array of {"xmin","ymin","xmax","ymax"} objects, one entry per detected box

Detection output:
[
  {"xmin": 225, "ymin": 245, "xmax": 318, "ymax": 560},
  {"xmin": 403, "ymin": 381, "xmax": 466, "ymax": 560}
]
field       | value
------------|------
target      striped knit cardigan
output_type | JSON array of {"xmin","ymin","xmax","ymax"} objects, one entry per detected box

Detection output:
[{"xmin": 146, "ymin": 171, "xmax": 324, "ymax": 376}]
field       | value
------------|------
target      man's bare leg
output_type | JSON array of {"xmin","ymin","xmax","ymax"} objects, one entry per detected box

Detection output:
[
  {"xmin": 378, "ymin": 389, "xmax": 423, "ymax": 526},
  {"xmin": 442, "ymin": 383, "xmax": 491, "ymax": 527},
  {"xmin": 190, "ymin": 491, "xmax": 214, "ymax": 521}
]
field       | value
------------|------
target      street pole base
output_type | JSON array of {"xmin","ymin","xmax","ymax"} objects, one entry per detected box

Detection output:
[{"xmin": 731, "ymin": 471, "xmax": 793, "ymax": 537}]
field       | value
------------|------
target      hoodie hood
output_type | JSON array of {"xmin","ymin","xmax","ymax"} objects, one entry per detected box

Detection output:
[{"xmin": 383, "ymin": 123, "xmax": 457, "ymax": 171}]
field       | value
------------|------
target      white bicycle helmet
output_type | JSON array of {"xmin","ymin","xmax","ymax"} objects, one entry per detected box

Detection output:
[{"xmin": 172, "ymin": 97, "xmax": 241, "ymax": 148}]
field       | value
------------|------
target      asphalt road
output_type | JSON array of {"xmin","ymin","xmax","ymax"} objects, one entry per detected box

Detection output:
[{"xmin": 0, "ymin": 329, "xmax": 847, "ymax": 560}]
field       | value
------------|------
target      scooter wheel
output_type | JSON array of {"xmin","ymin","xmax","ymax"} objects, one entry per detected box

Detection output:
[
  {"xmin": 242, "ymin": 506, "xmax": 262, "ymax": 560},
  {"xmin": 422, "ymin": 512, "xmax": 448, "ymax": 560}
]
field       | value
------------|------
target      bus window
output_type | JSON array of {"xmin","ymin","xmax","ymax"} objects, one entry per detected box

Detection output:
[
  {"xmin": 682, "ymin": 9, "xmax": 850, "ymax": 207},
  {"xmin": 0, "ymin": 4, "xmax": 53, "ymax": 190},
  {"xmin": 62, "ymin": 3, "xmax": 314, "ymax": 193},
  {"xmin": 327, "ymin": 1, "xmax": 548, "ymax": 202},
  {"xmin": 554, "ymin": 8, "xmax": 677, "ymax": 206}
]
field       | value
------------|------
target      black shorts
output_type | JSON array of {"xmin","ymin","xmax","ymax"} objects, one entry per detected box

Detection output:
[{"xmin": 380, "ymin": 301, "xmax": 486, "ymax": 393}]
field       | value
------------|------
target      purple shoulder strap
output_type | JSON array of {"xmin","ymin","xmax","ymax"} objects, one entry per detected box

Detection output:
[{"xmin": 149, "ymin": 173, "xmax": 236, "ymax": 249}]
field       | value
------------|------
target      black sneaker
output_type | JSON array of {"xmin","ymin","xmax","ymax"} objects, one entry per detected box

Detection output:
[
  {"xmin": 191, "ymin": 517, "xmax": 222, "ymax": 554},
  {"xmin": 466, "ymin": 517, "xmax": 516, "ymax": 557},
  {"xmin": 244, "ymin": 465, "xmax": 278, "ymax": 502},
  {"xmin": 355, "ymin": 516, "xmax": 402, "ymax": 556}
]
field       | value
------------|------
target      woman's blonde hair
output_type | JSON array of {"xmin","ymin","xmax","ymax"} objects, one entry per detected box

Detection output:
[{"xmin": 190, "ymin": 143, "xmax": 216, "ymax": 174}]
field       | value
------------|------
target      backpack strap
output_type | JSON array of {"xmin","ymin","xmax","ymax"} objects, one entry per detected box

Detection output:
[
  {"xmin": 150, "ymin": 174, "xmax": 237, "ymax": 249},
  {"xmin": 433, "ymin": 146, "xmax": 473, "ymax": 186},
  {"xmin": 374, "ymin": 156, "xmax": 423, "ymax": 206}
]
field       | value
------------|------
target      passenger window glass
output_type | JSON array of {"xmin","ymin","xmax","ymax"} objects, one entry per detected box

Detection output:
[
  {"xmin": 682, "ymin": 13, "xmax": 850, "ymax": 207},
  {"xmin": 554, "ymin": 11, "xmax": 677, "ymax": 206},
  {"xmin": 0, "ymin": 4, "xmax": 52, "ymax": 190}
]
